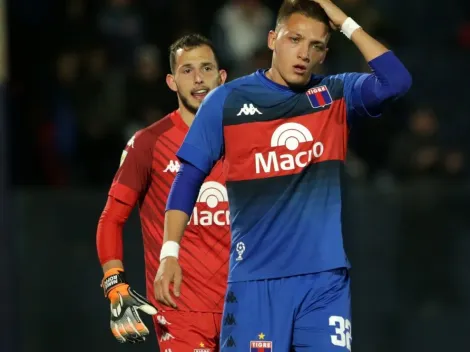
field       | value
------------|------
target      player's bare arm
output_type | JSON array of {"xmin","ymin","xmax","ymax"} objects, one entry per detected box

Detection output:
[
  {"xmin": 313, "ymin": 0, "xmax": 388, "ymax": 61},
  {"xmin": 153, "ymin": 210, "xmax": 188, "ymax": 308}
]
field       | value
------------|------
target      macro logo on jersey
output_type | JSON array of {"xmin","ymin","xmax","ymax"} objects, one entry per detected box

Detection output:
[
  {"xmin": 306, "ymin": 85, "xmax": 333, "ymax": 108},
  {"xmin": 255, "ymin": 122, "xmax": 324, "ymax": 175},
  {"xmin": 189, "ymin": 181, "xmax": 230, "ymax": 226},
  {"xmin": 223, "ymin": 101, "xmax": 348, "ymax": 182},
  {"xmin": 250, "ymin": 333, "xmax": 272, "ymax": 352}
]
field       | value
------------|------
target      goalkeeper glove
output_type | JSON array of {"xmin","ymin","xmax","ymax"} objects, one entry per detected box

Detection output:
[{"xmin": 102, "ymin": 268, "xmax": 158, "ymax": 343}]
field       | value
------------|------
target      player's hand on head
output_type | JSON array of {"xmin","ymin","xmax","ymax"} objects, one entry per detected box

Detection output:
[
  {"xmin": 102, "ymin": 269, "xmax": 158, "ymax": 343},
  {"xmin": 154, "ymin": 256, "xmax": 182, "ymax": 309},
  {"xmin": 312, "ymin": 0, "xmax": 349, "ymax": 29}
]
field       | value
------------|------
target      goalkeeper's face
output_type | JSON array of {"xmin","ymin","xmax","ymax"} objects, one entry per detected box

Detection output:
[
  {"xmin": 269, "ymin": 13, "xmax": 329, "ymax": 88},
  {"xmin": 167, "ymin": 45, "xmax": 227, "ymax": 115}
]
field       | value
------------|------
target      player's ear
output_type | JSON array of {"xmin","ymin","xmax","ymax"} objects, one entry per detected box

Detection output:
[
  {"xmin": 267, "ymin": 30, "xmax": 277, "ymax": 51},
  {"xmin": 219, "ymin": 69, "xmax": 227, "ymax": 84},
  {"xmin": 166, "ymin": 73, "xmax": 178, "ymax": 92}
]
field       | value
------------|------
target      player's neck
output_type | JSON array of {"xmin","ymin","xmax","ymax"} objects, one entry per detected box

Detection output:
[
  {"xmin": 177, "ymin": 107, "xmax": 195, "ymax": 127},
  {"xmin": 265, "ymin": 68, "xmax": 288, "ymax": 87}
]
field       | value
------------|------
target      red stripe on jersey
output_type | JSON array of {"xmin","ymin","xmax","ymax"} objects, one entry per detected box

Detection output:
[
  {"xmin": 316, "ymin": 91, "xmax": 326, "ymax": 106},
  {"xmin": 223, "ymin": 99, "xmax": 348, "ymax": 182}
]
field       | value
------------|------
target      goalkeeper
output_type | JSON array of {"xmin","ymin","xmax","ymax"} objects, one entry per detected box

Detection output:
[{"xmin": 96, "ymin": 33, "xmax": 230, "ymax": 350}]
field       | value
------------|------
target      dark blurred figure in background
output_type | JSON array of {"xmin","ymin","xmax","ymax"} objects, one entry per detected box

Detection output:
[
  {"xmin": 97, "ymin": 0, "xmax": 144, "ymax": 70},
  {"xmin": 391, "ymin": 107, "xmax": 457, "ymax": 318},
  {"xmin": 45, "ymin": 51, "xmax": 81, "ymax": 186},
  {"xmin": 390, "ymin": 107, "xmax": 441, "ymax": 182},
  {"xmin": 211, "ymin": 0, "xmax": 274, "ymax": 76},
  {"xmin": 125, "ymin": 45, "xmax": 174, "ymax": 136}
]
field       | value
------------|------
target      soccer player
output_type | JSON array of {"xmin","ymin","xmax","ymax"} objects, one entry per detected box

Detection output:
[
  {"xmin": 156, "ymin": 0, "xmax": 412, "ymax": 351},
  {"xmin": 96, "ymin": 34, "xmax": 229, "ymax": 351}
]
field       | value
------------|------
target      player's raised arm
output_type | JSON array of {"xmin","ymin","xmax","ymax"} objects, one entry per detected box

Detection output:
[
  {"xmin": 154, "ymin": 85, "xmax": 228, "ymax": 308},
  {"xmin": 314, "ymin": 0, "xmax": 412, "ymax": 117}
]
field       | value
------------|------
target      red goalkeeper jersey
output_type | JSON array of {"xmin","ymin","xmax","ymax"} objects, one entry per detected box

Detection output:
[{"xmin": 109, "ymin": 110, "xmax": 230, "ymax": 313}]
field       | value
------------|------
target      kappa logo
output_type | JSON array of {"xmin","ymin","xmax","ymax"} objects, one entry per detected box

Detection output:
[
  {"xmin": 163, "ymin": 160, "xmax": 180, "ymax": 173},
  {"xmin": 255, "ymin": 122, "xmax": 324, "ymax": 174},
  {"xmin": 160, "ymin": 332, "xmax": 175, "ymax": 342},
  {"xmin": 156, "ymin": 315, "xmax": 172, "ymax": 325},
  {"xmin": 127, "ymin": 135, "xmax": 136, "ymax": 148},
  {"xmin": 237, "ymin": 103, "xmax": 262, "ymax": 116},
  {"xmin": 226, "ymin": 291, "xmax": 237, "ymax": 303},
  {"xmin": 226, "ymin": 335, "xmax": 236, "ymax": 347},
  {"xmin": 224, "ymin": 313, "xmax": 236, "ymax": 326},
  {"xmin": 189, "ymin": 181, "xmax": 230, "ymax": 226}
]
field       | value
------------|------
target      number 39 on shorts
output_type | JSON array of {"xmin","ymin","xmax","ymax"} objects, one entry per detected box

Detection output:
[{"xmin": 329, "ymin": 315, "xmax": 352, "ymax": 351}]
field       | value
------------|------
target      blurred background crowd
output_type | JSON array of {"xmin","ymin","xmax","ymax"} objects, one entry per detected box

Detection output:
[
  {"xmin": 8, "ymin": 0, "xmax": 470, "ymax": 187},
  {"xmin": 4, "ymin": 0, "xmax": 470, "ymax": 351}
]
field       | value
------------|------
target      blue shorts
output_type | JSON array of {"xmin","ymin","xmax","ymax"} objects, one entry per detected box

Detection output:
[{"xmin": 220, "ymin": 269, "xmax": 351, "ymax": 352}]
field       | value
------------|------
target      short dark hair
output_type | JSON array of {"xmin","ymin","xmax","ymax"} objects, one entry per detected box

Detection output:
[
  {"xmin": 168, "ymin": 33, "xmax": 220, "ymax": 73},
  {"xmin": 276, "ymin": 0, "xmax": 330, "ymax": 32}
]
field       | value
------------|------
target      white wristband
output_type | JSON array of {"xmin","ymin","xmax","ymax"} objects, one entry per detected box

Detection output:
[
  {"xmin": 160, "ymin": 241, "xmax": 180, "ymax": 261},
  {"xmin": 341, "ymin": 17, "xmax": 361, "ymax": 39}
]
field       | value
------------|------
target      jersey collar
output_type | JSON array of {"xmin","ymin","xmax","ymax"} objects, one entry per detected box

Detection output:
[
  {"xmin": 169, "ymin": 110, "xmax": 189, "ymax": 133},
  {"xmin": 255, "ymin": 69, "xmax": 320, "ymax": 94}
]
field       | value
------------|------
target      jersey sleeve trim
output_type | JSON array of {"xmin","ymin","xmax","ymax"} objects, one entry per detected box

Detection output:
[
  {"xmin": 351, "ymin": 74, "xmax": 382, "ymax": 118},
  {"xmin": 177, "ymin": 144, "xmax": 214, "ymax": 173},
  {"xmin": 109, "ymin": 182, "xmax": 139, "ymax": 206}
]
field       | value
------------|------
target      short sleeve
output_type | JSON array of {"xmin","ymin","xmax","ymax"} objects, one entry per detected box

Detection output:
[
  {"xmin": 176, "ymin": 85, "xmax": 228, "ymax": 173},
  {"xmin": 340, "ymin": 72, "xmax": 380, "ymax": 124},
  {"xmin": 109, "ymin": 130, "xmax": 153, "ymax": 205}
]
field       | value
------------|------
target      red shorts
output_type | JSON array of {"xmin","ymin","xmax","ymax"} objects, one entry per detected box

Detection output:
[{"xmin": 154, "ymin": 310, "xmax": 222, "ymax": 352}]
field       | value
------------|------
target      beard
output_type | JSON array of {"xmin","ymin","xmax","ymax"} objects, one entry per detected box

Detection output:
[
  {"xmin": 177, "ymin": 91, "xmax": 199, "ymax": 115},
  {"xmin": 175, "ymin": 76, "xmax": 221, "ymax": 115}
]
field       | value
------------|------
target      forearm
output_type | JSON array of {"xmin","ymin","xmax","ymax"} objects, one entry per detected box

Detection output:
[
  {"xmin": 163, "ymin": 210, "xmax": 190, "ymax": 244},
  {"xmin": 97, "ymin": 196, "xmax": 133, "ymax": 271},
  {"xmin": 350, "ymin": 27, "xmax": 389, "ymax": 62},
  {"xmin": 356, "ymin": 51, "xmax": 411, "ymax": 114}
]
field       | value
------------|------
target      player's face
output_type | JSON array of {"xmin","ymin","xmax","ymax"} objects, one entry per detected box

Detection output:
[
  {"xmin": 167, "ymin": 45, "xmax": 227, "ymax": 114},
  {"xmin": 268, "ymin": 13, "xmax": 329, "ymax": 87}
]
